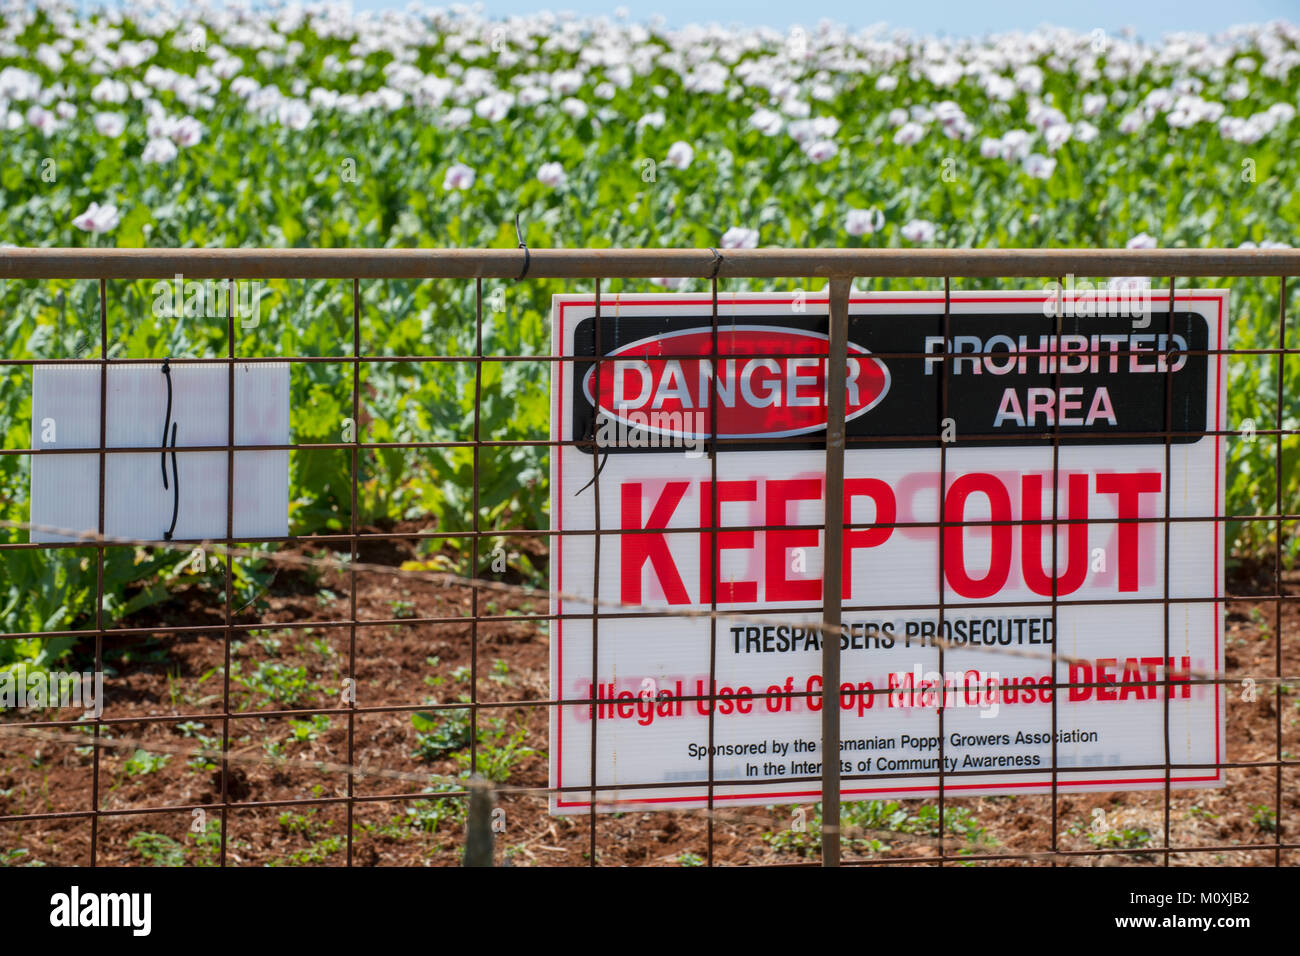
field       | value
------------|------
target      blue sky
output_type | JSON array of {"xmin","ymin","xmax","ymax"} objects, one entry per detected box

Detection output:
[{"xmin": 353, "ymin": 0, "xmax": 1296, "ymax": 39}]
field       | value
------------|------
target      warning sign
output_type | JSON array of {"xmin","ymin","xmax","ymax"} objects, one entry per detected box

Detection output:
[{"xmin": 550, "ymin": 290, "xmax": 1226, "ymax": 813}]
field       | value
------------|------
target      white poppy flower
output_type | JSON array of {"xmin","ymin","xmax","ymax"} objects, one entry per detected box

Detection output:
[
  {"xmin": 443, "ymin": 163, "xmax": 475, "ymax": 191},
  {"xmin": 901, "ymin": 219, "xmax": 937, "ymax": 243},
  {"xmin": 845, "ymin": 208, "xmax": 884, "ymax": 237},
  {"xmin": 537, "ymin": 162, "xmax": 567, "ymax": 187},
  {"xmin": 664, "ymin": 141, "xmax": 694, "ymax": 169},
  {"xmin": 73, "ymin": 202, "xmax": 120, "ymax": 233},
  {"xmin": 720, "ymin": 226, "xmax": 759, "ymax": 249}
]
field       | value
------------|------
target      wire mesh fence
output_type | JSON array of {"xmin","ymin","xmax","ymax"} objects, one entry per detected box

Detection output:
[{"xmin": 0, "ymin": 247, "xmax": 1297, "ymax": 867}]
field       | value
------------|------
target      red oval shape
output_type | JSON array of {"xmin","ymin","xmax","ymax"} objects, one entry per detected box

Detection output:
[{"xmin": 581, "ymin": 325, "xmax": 890, "ymax": 439}]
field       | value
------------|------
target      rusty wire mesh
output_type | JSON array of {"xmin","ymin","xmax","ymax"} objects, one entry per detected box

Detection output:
[{"xmin": 0, "ymin": 247, "xmax": 1297, "ymax": 867}]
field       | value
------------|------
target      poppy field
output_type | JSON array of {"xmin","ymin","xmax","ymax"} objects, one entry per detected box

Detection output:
[{"xmin": 1, "ymin": 3, "xmax": 1298, "ymax": 666}]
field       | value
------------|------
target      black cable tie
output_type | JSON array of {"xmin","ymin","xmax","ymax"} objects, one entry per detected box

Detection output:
[
  {"xmin": 708, "ymin": 247, "xmax": 723, "ymax": 280},
  {"xmin": 575, "ymin": 306, "xmax": 611, "ymax": 495},
  {"xmin": 515, "ymin": 212, "xmax": 530, "ymax": 282},
  {"xmin": 164, "ymin": 422, "xmax": 179, "ymax": 541},
  {"xmin": 160, "ymin": 358, "xmax": 179, "ymax": 540},
  {"xmin": 160, "ymin": 358, "xmax": 172, "ymax": 489},
  {"xmin": 574, "ymin": 441, "xmax": 609, "ymax": 497}
]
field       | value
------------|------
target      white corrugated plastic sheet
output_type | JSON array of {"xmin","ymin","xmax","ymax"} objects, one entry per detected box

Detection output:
[{"xmin": 29, "ymin": 362, "xmax": 289, "ymax": 543}]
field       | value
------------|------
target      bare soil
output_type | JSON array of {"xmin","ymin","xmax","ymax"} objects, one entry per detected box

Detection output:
[{"xmin": 1, "ymin": 538, "xmax": 1296, "ymax": 867}]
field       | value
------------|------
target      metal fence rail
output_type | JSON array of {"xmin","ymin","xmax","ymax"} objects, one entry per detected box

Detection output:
[
  {"xmin": 0, "ymin": 247, "xmax": 1296, "ymax": 868},
  {"xmin": 2, "ymin": 247, "xmax": 1300, "ymax": 279}
]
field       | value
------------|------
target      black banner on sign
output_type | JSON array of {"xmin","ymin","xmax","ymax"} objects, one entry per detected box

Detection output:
[{"xmin": 571, "ymin": 311, "xmax": 1209, "ymax": 453}]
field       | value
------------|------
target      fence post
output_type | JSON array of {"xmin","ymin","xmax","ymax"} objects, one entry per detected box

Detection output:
[
  {"xmin": 821, "ymin": 276, "xmax": 852, "ymax": 866},
  {"xmin": 464, "ymin": 776, "xmax": 495, "ymax": 866}
]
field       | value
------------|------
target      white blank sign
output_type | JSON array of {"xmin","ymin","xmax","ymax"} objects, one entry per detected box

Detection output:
[{"xmin": 29, "ymin": 362, "xmax": 289, "ymax": 543}]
